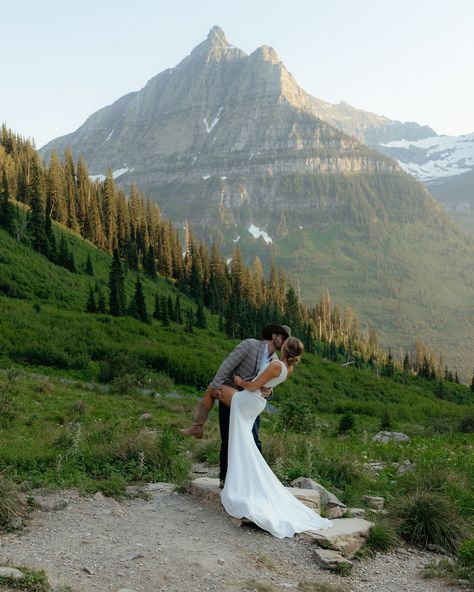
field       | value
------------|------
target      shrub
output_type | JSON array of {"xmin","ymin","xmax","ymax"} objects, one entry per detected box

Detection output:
[
  {"xmin": 366, "ymin": 521, "xmax": 399, "ymax": 552},
  {"xmin": 279, "ymin": 399, "xmax": 316, "ymax": 433},
  {"xmin": 111, "ymin": 373, "xmax": 139, "ymax": 396},
  {"xmin": 391, "ymin": 491, "xmax": 470, "ymax": 554},
  {"xmin": 0, "ymin": 475, "xmax": 27, "ymax": 531},
  {"xmin": 459, "ymin": 413, "xmax": 474, "ymax": 433},
  {"xmin": 0, "ymin": 564, "xmax": 50, "ymax": 592},
  {"xmin": 458, "ymin": 539, "xmax": 474, "ymax": 568},
  {"xmin": 379, "ymin": 410, "xmax": 392, "ymax": 430},
  {"xmin": 338, "ymin": 413, "xmax": 355, "ymax": 434}
]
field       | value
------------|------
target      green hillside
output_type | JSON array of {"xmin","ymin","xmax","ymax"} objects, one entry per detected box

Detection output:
[
  {"xmin": 231, "ymin": 217, "xmax": 474, "ymax": 379},
  {"xmin": 1, "ymin": 214, "xmax": 473, "ymax": 577}
]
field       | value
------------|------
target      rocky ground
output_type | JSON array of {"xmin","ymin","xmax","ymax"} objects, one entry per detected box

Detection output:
[{"xmin": 0, "ymin": 483, "xmax": 467, "ymax": 592}]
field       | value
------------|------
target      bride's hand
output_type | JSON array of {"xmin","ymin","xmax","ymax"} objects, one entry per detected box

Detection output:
[{"xmin": 234, "ymin": 375, "xmax": 243, "ymax": 386}]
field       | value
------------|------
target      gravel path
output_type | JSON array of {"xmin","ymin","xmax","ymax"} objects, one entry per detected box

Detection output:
[{"xmin": 0, "ymin": 487, "xmax": 465, "ymax": 592}]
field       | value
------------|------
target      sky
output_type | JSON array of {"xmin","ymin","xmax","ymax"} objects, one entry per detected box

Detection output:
[{"xmin": 2, "ymin": 0, "xmax": 474, "ymax": 148}]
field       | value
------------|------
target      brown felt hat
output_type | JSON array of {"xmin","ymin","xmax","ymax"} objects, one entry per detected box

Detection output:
[{"xmin": 262, "ymin": 324, "xmax": 291, "ymax": 340}]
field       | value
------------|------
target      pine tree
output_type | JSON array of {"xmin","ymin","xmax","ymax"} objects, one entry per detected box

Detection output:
[
  {"xmin": 161, "ymin": 295, "xmax": 170, "ymax": 326},
  {"xmin": 436, "ymin": 380, "xmax": 445, "ymax": 399},
  {"xmin": 85, "ymin": 254, "xmax": 94, "ymax": 276},
  {"xmin": 153, "ymin": 293, "xmax": 162, "ymax": 321},
  {"xmin": 97, "ymin": 290, "xmax": 107, "ymax": 314},
  {"xmin": 144, "ymin": 246, "xmax": 157, "ymax": 278},
  {"xmin": 64, "ymin": 148, "xmax": 79, "ymax": 231},
  {"xmin": 175, "ymin": 294, "xmax": 183, "ymax": 324},
  {"xmin": 109, "ymin": 248, "xmax": 126, "ymax": 316},
  {"xmin": 133, "ymin": 277, "xmax": 148, "ymax": 323},
  {"xmin": 0, "ymin": 169, "xmax": 15, "ymax": 234},
  {"xmin": 27, "ymin": 164, "xmax": 50, "ymax": 256},
  {"xmin": 167, "ymin": 295, "xmax": 174, "ymax": 323},
  {"xmin": 470, "ymin": 371, "xmax": 474, "ymax": 393},
  {"xmin": 196, "ymin": 303, "xmax": 206, "ymax": 329},
  {"xmin": 86, "ymin": 286, "xmax": 97, "ymax": 313},
  {"xmin": 185, "ymin": 307, "xmax": 194, "ymax": 333}
]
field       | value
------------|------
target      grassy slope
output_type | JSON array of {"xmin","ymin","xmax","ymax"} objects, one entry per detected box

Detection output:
[
  {"xmin": 234, "ymin": 220, "xmax": 474, "ymax": 377},
  {"xmin": 0, "ymin": 221, "xmax": 473, "ymax": 549}
]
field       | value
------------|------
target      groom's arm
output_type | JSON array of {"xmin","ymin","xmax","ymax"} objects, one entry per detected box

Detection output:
[{"xmin": 210, "ymin": 339, "xmax": 255, "ymax": 389}]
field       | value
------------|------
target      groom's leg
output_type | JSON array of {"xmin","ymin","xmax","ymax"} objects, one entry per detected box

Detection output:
[
  {"xmin": 218, "ymin": 400, "xmax": 230, "ymax": 482},
  {"xmin": 252, "ymin": 415, "xmax": 263, "ymax": 454}
]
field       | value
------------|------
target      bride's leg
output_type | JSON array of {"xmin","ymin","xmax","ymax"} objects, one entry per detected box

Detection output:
[
  {"xmin": 180, "ymin": 386, "xmax": 216, "ymax": 439},
  {"xmin": 218, "ymin": 385, "xmax": 237, "ymax": 407}
]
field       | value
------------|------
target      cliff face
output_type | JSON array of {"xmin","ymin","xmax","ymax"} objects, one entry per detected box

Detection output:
[{"xmin": 41, "ymin": 26, "xmax": 420, "ymax": 229}]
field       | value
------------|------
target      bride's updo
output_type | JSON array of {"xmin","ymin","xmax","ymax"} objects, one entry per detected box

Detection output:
[{"xmin": 282, "ymin": 336, "xmax": 304, "ymax": 366}]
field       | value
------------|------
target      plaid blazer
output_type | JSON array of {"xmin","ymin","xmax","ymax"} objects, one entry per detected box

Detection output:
[{"xmin": 210, "ymin": 339, "xmax": 278, "ymax": 389}]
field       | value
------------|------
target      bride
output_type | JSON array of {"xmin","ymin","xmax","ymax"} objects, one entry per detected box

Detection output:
[{"xmin": 184, "ymin": 336, "xmax": 333, "ymax": 539}]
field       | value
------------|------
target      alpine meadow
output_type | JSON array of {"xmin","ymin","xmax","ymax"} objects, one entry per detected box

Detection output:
[{"xmin": 1, "ymin": 20, "xmax": 474, "ymax": 592}]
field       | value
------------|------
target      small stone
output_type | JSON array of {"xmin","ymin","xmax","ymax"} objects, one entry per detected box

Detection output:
[
  {"xmin": 128, "ymin": 553, "xmax": 144, "ymax": 561},
  {"xmin": 140, "ymin": 413, "xmax": 152, "ymax": 421},
  {"xmin": 0, "ymin": 567, "xmax": 24, "ymax": 579},
  {"xmin": 217, "ymin": 558, "xmax": 225, "ymax": 565},
  {"xmin": 362, "ymin": 496, "xmax": 385, "ymax": 510},
  {"xmin": 9, "ymin": 516, "xmax": 22, "ymax": 529},
  {"xmin": 82, "ymin": 566, "xmax": 94, "ymax": 575}
]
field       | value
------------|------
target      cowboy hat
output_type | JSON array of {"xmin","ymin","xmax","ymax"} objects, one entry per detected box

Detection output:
[{"xmin": 262, "ymin": 324, "xmax": 291, "ymax": 340}]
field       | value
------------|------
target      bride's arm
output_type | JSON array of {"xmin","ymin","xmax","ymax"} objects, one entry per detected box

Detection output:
[{"xmin": 234, "ymin": 361, "xmax": 282, "ymax": 391}]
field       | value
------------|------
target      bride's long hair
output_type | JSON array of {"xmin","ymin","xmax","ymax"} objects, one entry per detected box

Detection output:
[{"xmin": 282, "ymin": 336, "xmax": 304, "ymax": 366}]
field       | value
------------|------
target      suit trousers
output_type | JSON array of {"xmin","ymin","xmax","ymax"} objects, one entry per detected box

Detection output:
[{"xmin": 219, "ymin": 400, "xmax": 262, "ymax": 481}]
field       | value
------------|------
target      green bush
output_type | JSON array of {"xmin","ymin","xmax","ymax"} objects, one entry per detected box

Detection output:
[
  {"xmin": 366, "ymin": 521, "xmax": 399, "ymax": 552},
  {"xmin": 391, "ymin": 491, "xmax": 470, "ymax": 554},
  {"xmin": 0, "ymin": 475, "xmax": 27, "ymax": 531},
  {"xmin": 458, "ymin": 538, "xmax": 474, "ymax": 568},
  {"xmin": 338, "ymin": 413, "xmax": 355, "ymax": 434},
  {"xmin": 279, "ymin": 399, "xmax": 316, "ymax": 433},
  {"xmin": 0, "ymin": 565, "xmax": 50, "ymax": 592}
]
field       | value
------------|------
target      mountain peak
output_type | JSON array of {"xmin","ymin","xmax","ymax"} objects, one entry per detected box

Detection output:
[
  {"xmin": 188, "ymin": 26, "xmax": 245, "ymax": 63},
  {"xmin": 206, "ymin": 26, "xmax": 229, "ymax": 48}
]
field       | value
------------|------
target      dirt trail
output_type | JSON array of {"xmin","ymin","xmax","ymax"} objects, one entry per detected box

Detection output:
[{"xmin": 0, "ymin": 487, "xmax": 465, "ymax": 592}]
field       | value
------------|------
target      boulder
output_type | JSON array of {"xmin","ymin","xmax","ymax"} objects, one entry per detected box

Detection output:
[
  {"xmin": 372, "ymin": 431, "xmax": 410, "ymax": 443},
  {"xmin": 291, "ymin": 477, "xmax": 346, "ymax": 518},
  {"xmin": 0, "ymin": 567, "xmax": 24, "ymax": 580},
  {"xmin": 314, "ymin": 548, "xmax": 353, "ymax": 571},
  {"xmin": 362, "ymin": 495, "xmax": 385, "ymax": 510},
  {"xmin": 191, "ymin": 477, "xmax": 320, "ymax": 512},
  {"xmin": 302, "ymin": 517, "xmax": 374, "ymax": 558}
]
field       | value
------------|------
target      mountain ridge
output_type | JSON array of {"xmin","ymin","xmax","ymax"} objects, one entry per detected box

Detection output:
[{"xmin": 38, "ymin": 27, "xmax": 474, "ymax": 376}]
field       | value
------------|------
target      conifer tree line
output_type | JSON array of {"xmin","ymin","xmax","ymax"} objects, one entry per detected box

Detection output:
[{"xmin": 0, "ymin": 126, "xmax": 466, "ymax": 384}]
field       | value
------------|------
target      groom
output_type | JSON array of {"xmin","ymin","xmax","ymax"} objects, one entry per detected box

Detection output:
[{"xmin": 209, "ymin": 324, "xmax": 291, "ymax": 488}]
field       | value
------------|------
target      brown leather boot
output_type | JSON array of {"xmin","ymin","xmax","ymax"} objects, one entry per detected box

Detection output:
[{"xmin": 180, "ymin": 402, "xmax": 209, "ymax": 439}]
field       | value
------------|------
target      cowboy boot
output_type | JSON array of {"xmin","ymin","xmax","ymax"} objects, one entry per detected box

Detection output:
[{"xmin": 180, "ymin": 402, "xmax": 210, "ymax": 439}]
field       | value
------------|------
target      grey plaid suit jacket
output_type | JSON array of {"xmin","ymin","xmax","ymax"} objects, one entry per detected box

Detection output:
[{"xmin": 210, "ymin": 339, "xmax": 278, "ymax": 390}]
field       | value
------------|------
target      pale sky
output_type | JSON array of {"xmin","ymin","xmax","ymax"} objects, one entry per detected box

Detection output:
[{"xmin": 2, "ymin": 0, "xmax": 473, "ymax": 148}]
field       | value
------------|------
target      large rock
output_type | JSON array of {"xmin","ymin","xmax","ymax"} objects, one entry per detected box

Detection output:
[
  {"xmin": 302, "ymin": 517, "xmax": 374, "ymax": 559},
  {"xmin": 372, "ymin": 431, "xmax": 410, "ymax": 443},
  {"xmin": 291, "ymin": 477, "xmax": 346, "ymax": 515},
  {"xmin": 190, "ymin": 477, "xmax": 320, "ymax": 511}
]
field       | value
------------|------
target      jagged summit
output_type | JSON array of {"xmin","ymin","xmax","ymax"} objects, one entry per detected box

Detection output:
[
  {"xmin": 206, "ymin": 25, "xmax": 228, "ymax": 48},
  {"xmin": 188, "ymin": 26, "xmax": 245, "ymax": 63}
]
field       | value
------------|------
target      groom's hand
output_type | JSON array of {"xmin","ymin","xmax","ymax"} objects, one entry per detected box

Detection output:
[{"xmin": 261, "ymin": 387, "xmax": 272, "ymax": 399}]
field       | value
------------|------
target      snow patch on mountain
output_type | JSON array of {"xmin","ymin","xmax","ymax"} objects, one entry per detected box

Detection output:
[
  {"xmin": 381, "ymin": 133, "xmax": 474, "ymax": 182},
  {"xmin": 203, "ymin": 106, "xmax": 223, "ymax": 134},
  {"xmin": 248, "ymin": 224, "xmax": 273, "ymax": 244}
]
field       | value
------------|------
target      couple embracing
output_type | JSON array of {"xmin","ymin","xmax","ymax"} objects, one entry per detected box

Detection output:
[{"xmin": 181, "ymin": 324, "xmax": 332, "ymax": 539}]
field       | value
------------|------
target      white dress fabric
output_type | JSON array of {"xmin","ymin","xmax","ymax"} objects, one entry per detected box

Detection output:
[{"xmin": 221, "ymin": 360, "xmax": 333, "ymax": 538}]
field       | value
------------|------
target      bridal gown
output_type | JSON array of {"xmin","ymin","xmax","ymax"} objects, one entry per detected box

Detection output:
[{"xmin": 221, "ymin": 360, "xmax": 333, "ymax": 538}]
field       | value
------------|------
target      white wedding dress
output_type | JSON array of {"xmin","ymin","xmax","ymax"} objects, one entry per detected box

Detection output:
[{"xmin": 221, "ymin": 360, "xmax": 333, "ymax": 538}]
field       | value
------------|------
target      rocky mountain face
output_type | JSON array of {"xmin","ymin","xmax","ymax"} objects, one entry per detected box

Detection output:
[
  {"xmin": 39, "ymin": 27, "xmax": 474, "ymax": 376},
  {"xmin": 40, "ymin": 27, "xmax": 436, "ymax": 229}
]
